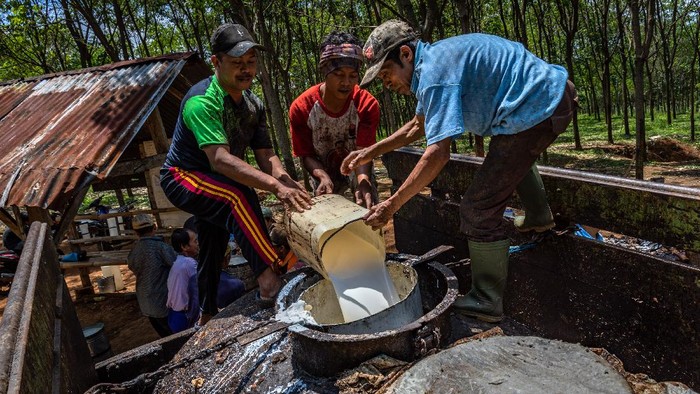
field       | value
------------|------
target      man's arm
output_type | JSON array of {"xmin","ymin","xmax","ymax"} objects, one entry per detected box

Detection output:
[
  {"xmin": 203, "ymin": 145, "xmax": 280, "ymax": 191},
  {"xmin": 253, "ymin": 148, "xmax": 307, "ymax": 192},
  {"xmin": 202, "ymin": 145, "xmax": 311, "ymax": 211},
  {"xmin": 341, "ymin": 115, "xmax": 425, "ymax": 176},
  {"xmin": 362, "ymin": 138, "xmax": 452, "ymax": 229},
  {"xmin": 353, "ymin": 155, "xmax": 374, "ymax": 208}
]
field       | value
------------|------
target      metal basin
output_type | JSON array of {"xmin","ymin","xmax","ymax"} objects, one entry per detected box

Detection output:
[
  {"xmin": 296, "ymin": 263, "xmax": 422, "ymax": 335},
  {"xmin": 275, "ymin": 261, "xmax": 458, "ymax": 377}
]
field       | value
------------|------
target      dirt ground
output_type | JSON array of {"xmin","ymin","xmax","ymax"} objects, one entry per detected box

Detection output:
[
  {"xmin": 0, "ymin": 144, "xmax": 698, "ymax": 356},
  {"xmin": 549, "ymin": 138, "xmax": 700, "ymax": 188},
  {"xmin": 0, "ymin": 263, "xmax": 162, "ymax": 354},
  {"xmin": 63, "ymin": 266, "xmax": 162, "ymax": 354}
]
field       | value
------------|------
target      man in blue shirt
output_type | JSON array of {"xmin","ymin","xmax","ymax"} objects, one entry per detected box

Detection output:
[{"xmin": 342, "ymin": 20, "xmax": 578, "ymax": 323}]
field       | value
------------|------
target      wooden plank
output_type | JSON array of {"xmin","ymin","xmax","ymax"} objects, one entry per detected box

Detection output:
[
  {"xmin": 11, "ymin": 206, "xmax": 25, "ymax": 240},
  {"xmin": 61, "ymin": 260, "xmax": 127, "ymax": 269},
  {"xmin": 114, "ymin": 188, "xmax": 125, "ymax": 206},
  {"xmin": 0, "ymin": 222, "xmax": 97, "ymax": 393},
  {"xmin": 26, "ymin": 207, "xmax": 51, "ymax": 226},
  {"xmin": 0, "ymin": 208, "xmax": 20, "ymax": 236},
  {"xmin": 91, "ymin": 173, "xmax": 147, "ymax": 192},
  {"xmin": 78, "ymin": 268, "xmax": 92, "ymax": 289},
  {"xmin": 73, "ymin": 207, "xmax": 180, "ymax": 221},
  {"xmin": 143, "ymin": 108, "xmax": 170, "ymax": 154},
  {"xmin": 54, "ymin": 185, "xmax": 90, "ymax": 249},
  {"xmin": 107, "ymin": 154, "xmax": 166, "ymax": 178},
  {"xmin": 66, "ymin": 235, "xmax": 137, "ymax": 244},
  {"xmin": 145, "ymin": 168, "xmax": 161, "ymax": 227},
  {"xmin": 149, "ymin": 167, "xmax": 175, "ymax": 210}
]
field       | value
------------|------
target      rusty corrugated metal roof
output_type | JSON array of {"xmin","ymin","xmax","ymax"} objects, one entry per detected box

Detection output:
[{"xmin": 0, "ymin": 52, "xmax": 208, "ymax": 210}]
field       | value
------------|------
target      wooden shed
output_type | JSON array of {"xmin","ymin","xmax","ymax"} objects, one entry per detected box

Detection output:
[{"xmin": 0, "ymin": 52, "xmax": 212, "ymax": 289}]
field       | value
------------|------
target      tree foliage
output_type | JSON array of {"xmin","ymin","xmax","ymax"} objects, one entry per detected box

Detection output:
[{"xmin": 1, "ymin": 0, "xmax": 699, "ymax": 178}]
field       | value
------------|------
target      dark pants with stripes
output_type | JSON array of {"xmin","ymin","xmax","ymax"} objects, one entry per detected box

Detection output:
[
  {"xmin": 160, "ymin": 167, "xmax": 276, "ymax": 316},
  {"xmin": 460, "ymin": 80, "xmax": 579, "ymax": 242}
]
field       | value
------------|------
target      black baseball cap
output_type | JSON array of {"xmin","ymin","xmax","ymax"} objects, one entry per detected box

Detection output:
[{"xmin": 211, "ymin": 23, "xmax": 265, "ymax": 57}]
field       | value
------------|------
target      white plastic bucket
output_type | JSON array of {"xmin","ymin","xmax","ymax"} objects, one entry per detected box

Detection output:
[
  {"xmin": 285, "ymin": 194, "xmax": 385, "ymax": 279},
  {"xmin": 97, "ymin": 276, "xmax": 116, "ymax": 293},
  {"xmin": 100, "ymin": 266, "xmax": 124, "ymax": 291},
  {"xmin": 107, "ymin": 209, "xmax": 124, "ymax": 236},
  {"xmin": 78, "ymin": 223, "xmax": 91, "ymax": 239}
]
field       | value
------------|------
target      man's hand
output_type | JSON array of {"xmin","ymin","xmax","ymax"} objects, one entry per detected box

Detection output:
[
  {"xmin": 341, "ymin": 148, "xmax": 371, "ymax": 176},
  {"xmin": 314, "ymin": 176, "xmax": 334, "ymax": 196},
  {"xmin": 362, "ymin": 199, "xmax": 398, "ymax": 230},
  {"xmin": 355, "ymin": 179, "xmax": 374, "ymax": 209},
  {"xmin": 277, "ymin": 173, "xmax": 306, "ymax": 192},
  {"xmin": 275, "ymin": 184, "xmax": 312, "ymax": 212}
]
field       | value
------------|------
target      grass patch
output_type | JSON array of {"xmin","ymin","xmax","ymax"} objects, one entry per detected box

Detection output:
[{"xmin": 79, "ymin": 187, "xmax": 151, "ymax": 214}]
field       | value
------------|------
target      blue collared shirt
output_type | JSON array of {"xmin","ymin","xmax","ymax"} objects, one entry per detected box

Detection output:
[{"xmin": 410, "ymin": 34, "xmax": 568, "ymax": 145}]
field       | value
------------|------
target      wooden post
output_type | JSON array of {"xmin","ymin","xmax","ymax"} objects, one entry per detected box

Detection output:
[
  {"xmin": 114, "ymin": 188, "xmax": 125, "ymax": 206},
  {"xmin": 11, "ymin": 206, "xmax": 26, "ymax": 240},
  {"xmin": 144, "ymin": 107, "xmax": 170, "ymax": 154},
  {"xmin": 26, "ymin": 206, "xmax": 52, "ymax": 226},
  {"xmin": 141, "ymin": 107, "xmax": 171, "ymax": 228},
  {"xmin": 0, "ymin": 207, "xmax": 21, "ymax": 236},
  {"xmin": 54, "ymin": 186, "xmax": 94, "ymax": 294},
  {"xmin": 54, "ymin": 186, "xmax": 90, "ymax": 248}
]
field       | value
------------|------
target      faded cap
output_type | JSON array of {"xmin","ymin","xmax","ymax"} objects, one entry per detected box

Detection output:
[
  {"xmin": 211, "ymin": 23, "xmax": 264, "ymax": 57},
  {"xmin": 360, "ymin": 20, "xmax": 418, "ymax": 87},
  {"xmin": 132, "ymin": 214, "xmax": 154, "ymax": 230}
]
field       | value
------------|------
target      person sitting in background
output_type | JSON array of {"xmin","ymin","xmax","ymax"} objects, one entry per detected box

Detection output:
[
  {"xmin": 261, "ymin": 206, "xmax": 275, "ymax": 230},
  {"xmin": 127, "ymin": 214, "xmax": 177, "ymax": 337},
  {"xmin": 2, "ymin": 212, "xmax": 28, "ymax": 255},
  {"xmin": 183, "ymin": 219, "xmax": 245, "ymax": 310},
  {"xmin": 2, "ymin": 227, "xmax": 24, "ymax": 255},
  {"xmin": 269, "ymin": 223, "xmax": 302, "ymax": 272},
  {"xmin": 167, "ymin": 228, "xmax": 200, "ymax": 333},
  {"xmin": 217, "ymin": 244, "xmax": 246, "ymax": 309}
]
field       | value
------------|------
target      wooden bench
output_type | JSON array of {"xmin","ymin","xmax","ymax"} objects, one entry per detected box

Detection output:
[{"xmin": 59, "ymin": 250, "xmax": 131, "ymax": 270}]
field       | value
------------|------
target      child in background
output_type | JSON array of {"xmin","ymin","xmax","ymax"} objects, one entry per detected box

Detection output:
[
  {"xmin": 217, "ymin": 242, "xmax": 246, "ymax": 309},
  {"xmin": 261, "ymin": 206, "xmax": 275, "ymax": 230},
  {"xmin": 166, "ymin": 228, "xmax": 200, "ymax": 333},
  {"xmin": 128, "ymin": 214, "xmax": 176, "ymax": 337}
]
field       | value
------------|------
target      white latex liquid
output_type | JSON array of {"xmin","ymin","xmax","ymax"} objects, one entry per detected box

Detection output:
[
  {"xmin": 322, "ymin": 229, "xmax": 399, "ymax": 323},
  {"xmin": 275, "ymin": 300, "xmax": 318, "ymax": 325}
]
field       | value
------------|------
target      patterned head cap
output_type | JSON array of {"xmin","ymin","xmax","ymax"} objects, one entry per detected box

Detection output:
[{"xmin": 360, "ymin": 20, "xmax": 418, "ymax": 87}]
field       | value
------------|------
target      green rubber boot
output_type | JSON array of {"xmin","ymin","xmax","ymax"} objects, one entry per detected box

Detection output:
[
  {"xmin": 453, "ymin": 239, "xmax": 510, "ymax": 323},
  {"xmin": 514, "ymin": 165, "xmax": 555, "ymax": 232}
]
